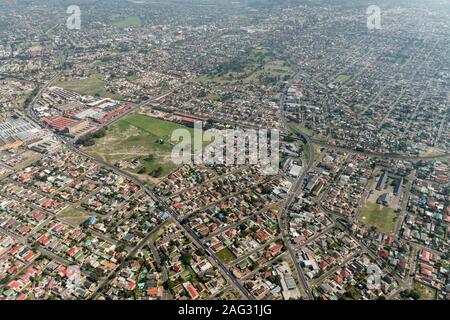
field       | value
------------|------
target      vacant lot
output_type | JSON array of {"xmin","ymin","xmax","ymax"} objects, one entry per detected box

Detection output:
[
  {"xmin": 12, "ymin": 150, "xmax": 43, "ymax": 170},
  {"xmin": 86, "ymin": 113, "xmax": 200, "ymax": 184},
  {"xmin": 58, "ymin": 206, "xmax": 91, "ymax": 226},
  {"xmin": 414, "ymin": 282, "xmax": 437, "ymax": 300},
  {"xmin": 216, "ymin": 247, "xmax": 237, "ymax": 264},
  {"xmin": 360, "ymin": 202, "xmax": 397, "ymax": 234}
]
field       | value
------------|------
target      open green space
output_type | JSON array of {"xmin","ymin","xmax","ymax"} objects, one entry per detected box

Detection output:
[
  {"xmin": 286, "ymin": 121, "xmax": 326, "ymax": 143},
  {"xmin": 54, "ymin": 71, "xmax": 122, "ymax": 99},
  {"xmin": 206, "ymin": 94, "xmax": 221, "ymax": 101},
  {"xmin": 113, "ymin": 16, "xmax": 142, "ymax": 28},
  {"xmin": 303, "ymin": 143, "xmax": 312, "ymax": 165},
  {"xmin": 335, "ymin": 74, "xmax": 350, "ymax": 83},
  {"xmin": 296, "ymin": 124, "xmax": 314, "ymax": 137},
  {"xmin": 221, "ymin": 290, "xmax": 240, "ymax": 300},
  {"xmin": 199, "ymin": 47, "xmax": 294, "ymax": 86},
  {"xmin": 85, "ymin": 113, "xmax": 207, "ymax": 184},
  {"xmin": 360, "ymin": 202, "xmax": 397, "ymax": 234},
  {"xmin": 216, "ymin": 247, "xmax": 237, "ymax": 264},
  {"xmin": 414, "ymin": 282, "xmax": 437, "ymax": 300},
  {"xmin": 17, "ymin": 89, "xmax": 34, "ymax": 106},
  {"xmin": 58, "ymin": 206, "xmax": 91, "ymax": 226}
]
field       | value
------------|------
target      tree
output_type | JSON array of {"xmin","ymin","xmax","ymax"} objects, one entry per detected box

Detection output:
[
  {"xmin": 138, "ymin": 167, "xmax": 147, "ymax": 174},
  {"xmin": 402, "ymin": 289, "xmax": 420, "ymax": 300},
  {"xmin": 181, "ymin": 251, "xmax": 192, "ymax": 265},
  {"xmin": 152, "ymin": 167, "xmax": 163, "ymax": 178}
]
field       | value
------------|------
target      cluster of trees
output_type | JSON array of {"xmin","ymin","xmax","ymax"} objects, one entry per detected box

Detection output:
[
  {"xmin": 400, "ymin": 289, "xmax": 421, "ymax": 300},
  {"xmin": 23, "ymin": 87, "xmax": 39, "ymax": 107},
  {"xmin": 137, "ymin": 163, "xmax": 163, "ymax": 178},
  {"xmin": 76, "ymin": 127, "xmax": 107, "ymax": 146}
]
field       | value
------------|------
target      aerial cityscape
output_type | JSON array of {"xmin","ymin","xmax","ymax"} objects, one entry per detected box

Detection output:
[{"xmin": 0, "ymin": 0, "xmax": 448, "ymax": 303}]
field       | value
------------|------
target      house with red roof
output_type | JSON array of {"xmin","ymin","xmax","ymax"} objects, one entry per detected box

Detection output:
[{"xmin": 186, "ymin": 283, "xmax": 200, "ymax": 299}]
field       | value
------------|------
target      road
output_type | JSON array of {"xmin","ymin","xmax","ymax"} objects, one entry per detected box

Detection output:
[
  {"xmin": 310, "ymin": 138, "xmax": 450, "ymax": 161},
  {"xmin": 19, "ymin": 66, "xmax": 444, "ymax": 301},
  {"xmin": 21, "ymin": 71, "xmax": 253, "ymax": 299},
  {"xmin": 277, "ymin": 77, "xmax": 316, "ymax": 300},
  {"xmin": 394, "ymin": 170, "xmax": 416, "ymax": 235},
  {"xmin": 91, "ymin": 219, "xmax": 168, "ymax": 298}
]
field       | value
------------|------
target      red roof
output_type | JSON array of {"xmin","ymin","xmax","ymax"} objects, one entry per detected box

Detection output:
[
  {"xmin": 421, "ymin": 250, "xmax": 431, "ymax": 262},
  {"xmin": 186, "ymin": 284, "xmax": 200, "ymax": 299},
  {"xmin": 38, "ymin": 235, "xmax": 50, "ymax": 246},
  {"xmin": 44, "ymin": 116, "xmax": 79, "ymax": 131},
  {"xmin": 180, "ymin": 117, "xmax": 196, "ymax": 123},
  {"xmin": 8, "ymin": 280, "xmax": 21, "ymax": 289},
  {"xmin": 270, "ymin": 244, "xmax": 283, "ymax": 256},
  {"xmin": 147, "ymin": 288, "xmax": 159, "ymax": 297},
  {"xmin": 9, "ymin": 245, "xmax": 21, "ymax": 255},
  {"xmin": 174, "ymin": 112, "xmax": 209, "ymax": 121},
  {"xmin": 23, "ymin": 252, "xmax": 35, "ymax": 262},
  {"xmin": 16, "ymin": 293, "xmax": 27, "ymax": 301}
]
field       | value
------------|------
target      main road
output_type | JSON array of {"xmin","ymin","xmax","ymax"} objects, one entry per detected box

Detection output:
[
  {"xmin": 23, "ymin": 72, "xmax": 253, "ymax": 299},
  {"xmin": 278, "ymin": 78, "xmax": 315, "ymax": 300}
]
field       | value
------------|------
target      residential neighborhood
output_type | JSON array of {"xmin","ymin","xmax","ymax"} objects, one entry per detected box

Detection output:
[{"xmin": 0, "ymin": 0, "xmax": 448, "ymax": 303}]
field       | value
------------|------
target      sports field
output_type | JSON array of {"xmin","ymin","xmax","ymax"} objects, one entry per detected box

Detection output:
[
  {"xmin": 113, "ymin": 16, "xmax": 142, "ymax": 28},
  {"xmin": 335, "ymin": 74, "xmax": 350, "ymax": 83}
]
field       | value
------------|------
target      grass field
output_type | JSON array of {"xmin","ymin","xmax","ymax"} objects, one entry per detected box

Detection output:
[
  {"xmin": 58, "ymin": 206, "xmax": 91, "ymax": 226},
  {"xmin": 303, "ymin": 143, "xmax": 312, "ymax": 164},
  {"xmin": 113, "ymin": 16, "xmax": 142, "ymax": 28},
  {"xmin": 86, "ymin": 114, "xmax": 203, "ymax": 184},
  {"xmin": 216, "ymin": 247, "xmax": 237, "ymax": 264},
  {"xmin": 206, "ymin": 94, "xmax": 221, "ymax": 101},
  {"xmin": 55, "ymin": 72, "xmax": 121, "ymax": 99},
  {"xmin": 287, "ymin": 121, "xmax": 325, "ymax": 143},
  {"xmin": 297, "ymin": 124, "xmax": 314, "ymax": 137},
  {"xmin": 245, "ymin": 59, "xmax": 294, "ymax": 84},
  {"xmin": 335, "ymin": 74, "xmax": 350, "ymax": 83},
  {"xmin": 414, "ymin": 282, "xmax": 437, "ymax": 300},
  {"xmin": 360, "ymin": 202, "xmax": 397, "ymax": 234}
]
